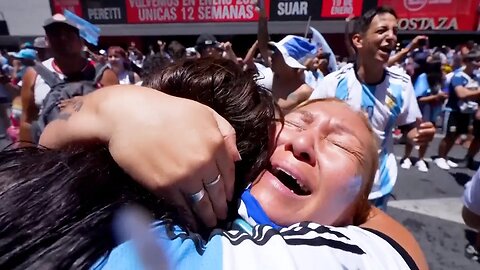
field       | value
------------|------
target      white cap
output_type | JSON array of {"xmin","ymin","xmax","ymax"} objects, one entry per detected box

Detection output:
[{"xmin": 268, "ymin": 35, "xmax": 317, "ymax": 69}]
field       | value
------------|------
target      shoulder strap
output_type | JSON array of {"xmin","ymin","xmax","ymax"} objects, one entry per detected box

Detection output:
[
  {"xmin": 33, "ymin": 62, "xmax": 63, "ymax": 88},
  {"xmin": 93, "ymin": 64, "xmax": 109, "ymax": 84},
  {"xmin": 362, "ymin": 228, "xmax": 419, "ymax": 270},
  {"xmin": 128, "ymin": 71, "xmax": 135, "ymax": 84}
]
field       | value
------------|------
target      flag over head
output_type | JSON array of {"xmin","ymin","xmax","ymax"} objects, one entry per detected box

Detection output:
[
  {"xmin": 309, "ymin": 27, "xmax": 338, "ymax": 72},
  {"xmin": 269, "ymin": 35, "xmax": 317, "ymax": 69}
]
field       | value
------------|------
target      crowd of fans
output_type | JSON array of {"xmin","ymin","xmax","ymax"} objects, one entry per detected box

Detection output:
[{"xmin": 0, "ymin": 3, "xmax": 478, "ymax": 269}]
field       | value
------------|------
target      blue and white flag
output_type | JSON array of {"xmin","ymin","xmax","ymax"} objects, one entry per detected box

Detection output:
[
  {"xmin": 310, "ymin": 27, "xmax": 338, "ymax": 72},
  {"xmin": 64, "ymin": 10, "xmax": 101, "ymax": 46}
]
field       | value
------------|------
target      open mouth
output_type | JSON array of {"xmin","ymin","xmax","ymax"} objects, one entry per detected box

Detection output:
[
  {"xmin": 271, "ymin": 167, "xmax": 311, "ymax": 196},
  {"xmin": 379, "ymin": 46, "xmax": 392, "ymax": 55}
]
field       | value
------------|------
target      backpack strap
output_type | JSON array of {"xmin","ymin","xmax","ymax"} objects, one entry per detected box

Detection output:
[
  {"xmin": 33, "ymin": 62, "xmax": 63, "ymax": 88},
  {"xmin": 128, "ymin": 71, "xmax": 135, "ymax": 84},
  {"xmin": 93, "ymin": 64, "xmax": 109, "ymax": 85}
]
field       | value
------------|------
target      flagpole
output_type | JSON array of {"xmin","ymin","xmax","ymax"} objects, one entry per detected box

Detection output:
[{"xmin": 304, "ymin": 16, "xmax": 312, "ymax": 38}]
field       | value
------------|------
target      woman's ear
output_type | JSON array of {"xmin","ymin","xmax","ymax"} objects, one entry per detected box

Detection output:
[{"xmin": 351, "ymin": 33, "xmax": 363, "ymax": 50}]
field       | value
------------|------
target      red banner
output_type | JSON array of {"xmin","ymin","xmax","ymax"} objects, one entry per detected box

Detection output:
[
  {"xmin": 321, "ymin": 0, "xmax": 363, "ymax": 18},
  {"xmin": 125, "ymin": 0, "xmax": 270, "ymax": 23},
  {"xmin": 51, "ymin": 0, "xmax": 83, "ymax": 17},
  {"xmin": 379, "ymin": 0, "xmax": 479, "ymax": 31}
]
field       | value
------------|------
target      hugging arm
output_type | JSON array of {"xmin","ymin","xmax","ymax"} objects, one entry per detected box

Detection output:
[{"xmin": 41, "ymin": 85, "xmax": 239, "ymax": 230}]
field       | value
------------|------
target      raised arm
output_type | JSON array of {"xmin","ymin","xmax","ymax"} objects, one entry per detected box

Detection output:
[
  {"xmin": 40, "ymin": 85, "xmax": 240, "ymax": 230},
  {"xmin": 243, "ymin": 40, "xmax": 259, "ymax": 70},
  {"xmin": 18, "ymin": 67, "xmax": 38, "ymax": 146},
  {"xmin": 221, "ymin": 42, "xmax": 239, "ymax": 64},
  {"xmin": 256, "ymin": 0, "xmax": 271, "ymax": 67},
  {"xmin": 388, "ymin": 36, "xmax": 428, "ymax": 67}
]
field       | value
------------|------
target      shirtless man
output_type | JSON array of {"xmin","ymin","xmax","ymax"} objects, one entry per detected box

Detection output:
[{"xmin": 256, "ymin": 3, "xmax": 315, "ymax": 112}]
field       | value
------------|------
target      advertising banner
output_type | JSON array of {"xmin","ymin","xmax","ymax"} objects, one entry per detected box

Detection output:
[
  {"xmin": 380, "ymin": 0, "xmax": 479, "ymax": 31},
  {"xmin": 49, "ymin": 0, "xmax": 381, "ymax": 25},
  {"xmin": 50, "ymin": 0, "xmax": 83, "ymax": 16},
  {"xmin": 269, "ymin": 0, "xmax": 322, "ymax": 21},
  {"xmin": 83, "ymin": 0, "xmax": 127, "ymax": 24},
  {"xmin": 125, "ymin": 0, "xmax": 270, "ymax": 23},
  {"xmin": 321, "ymin": 0, "xmax": 364, "ymax": 18}
]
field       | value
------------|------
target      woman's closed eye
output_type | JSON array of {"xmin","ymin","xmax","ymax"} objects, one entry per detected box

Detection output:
[
  {"xmin": 284, "ymin": 120, "xmax": 306, "ymax": 131},
  {"xmin": 327, "ymin": 137, "xmax": 363, "ymax": 161}
]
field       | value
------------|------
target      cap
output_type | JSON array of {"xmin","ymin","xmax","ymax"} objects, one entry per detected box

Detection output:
[
  {"xmin": 20, "ymin": 42, "xmax": 33, "ymax": 49},
  {"xmin": 196, "ymin": 34, "xmax": 219, "ymax": 47},
  {"xmin": 13, "ymin": 49, "xmax": 37, "ymax": 60},
  {"xmin": 413, "ymin": 49, "xmax": 430, "ymax": 64},
  {"xmin": 33, "ymin": 36, "xmax": 48, "ymax": 49},
  {"xmin": 269, "ymin": 35, "xmax": 317, "ymax": 69},
  {"xmin": 43, "ymin": 14, "xmax": 79, "ymax": 32},
  {"xmin": 186, "ymin": 47, "xmax": 198, "ymax": 58}
]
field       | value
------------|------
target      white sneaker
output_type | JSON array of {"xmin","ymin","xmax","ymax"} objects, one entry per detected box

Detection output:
[
  {"xmin": 400, "ymin": 158, "xmax": 412, "ymax": 169},
  {"xmin": 435, "ymin": 158, "xmax": 451, "ymax": 170},
  {"xmin": 447, "ymin": 160, "xmax": 459, "ymax": 168},
  {"xmin": 416, "ymin": 160, "xmax": 429, "ymax": 173}
]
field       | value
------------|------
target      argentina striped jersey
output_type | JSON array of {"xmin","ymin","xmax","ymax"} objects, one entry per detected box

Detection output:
[
  {"xmin": 95, "ymin": 221, "xmax": 415, "ymax": 270},
  {"xmin": 310, "ymin": 63, "xmax": 422, "ymax": 199}
]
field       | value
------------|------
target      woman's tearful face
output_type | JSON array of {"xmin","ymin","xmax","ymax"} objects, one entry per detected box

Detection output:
[{"xmin": 251, "ymin": 100, "xmax": 377, "ymax": 226}]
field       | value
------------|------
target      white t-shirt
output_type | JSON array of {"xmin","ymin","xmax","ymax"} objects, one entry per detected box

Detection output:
[
  {"xmin": 304, "ymin": 69, "xmax": 324, "ymax": 92},
  {"xmin": 33, "ymin": 58, "xmax": 65, "ymax": 108},
  {"xmin": 310, "ymin": 63, "xmax": 422, "ymax": 199},
  {"xmin": 97, "ymin": 221, "xmax": 416, "ymax": 270},
  {"xmin": 254, "ymin": 62, "xmax": 273, "ymax": 91},
  {"xmin": 464, "ymin": 168, "xmax": 480, "ymax": 216},
  {"xmin": 118, "ymin": 71, "xmax": 135, "ymax": 85}
]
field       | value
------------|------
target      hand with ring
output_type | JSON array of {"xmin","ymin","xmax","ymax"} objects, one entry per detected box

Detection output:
[
  {"xmin": 189, "ymin": 175, "xmax": 223, "ymax": 212},
  {"xmin": 40, "ymin": 85, "xmax": 241, "ymax": 230}
]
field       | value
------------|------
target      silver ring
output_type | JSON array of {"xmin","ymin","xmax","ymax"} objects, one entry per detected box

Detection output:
[
  {"xmin": 205, "ymin": 174, "xmax": 221, "ymax": 188},
  {"xmin": 189, "ymin": 188, "xmax": 205, "ymax": 204}
]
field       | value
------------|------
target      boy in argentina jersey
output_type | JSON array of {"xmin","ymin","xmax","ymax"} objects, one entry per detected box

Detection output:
[{"xmin": 310, "ymin": 6, "xmax": 435, "ymax": 208}]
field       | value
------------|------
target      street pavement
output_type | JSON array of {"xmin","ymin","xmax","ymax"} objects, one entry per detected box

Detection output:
[{"xmin": 389, "ymin": 136, "xmax": 479, "ymax": 270}]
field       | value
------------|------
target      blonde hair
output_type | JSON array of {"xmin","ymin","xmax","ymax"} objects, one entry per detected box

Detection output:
[{"xmin": 294, "ymin": 98, "xmax": 378, "ymax": 225}]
